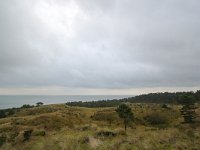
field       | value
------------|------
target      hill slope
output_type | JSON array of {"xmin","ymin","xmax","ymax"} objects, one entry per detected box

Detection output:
[{"xmin": 0, "ymin": 103, "xmax": 200, "ymax": 150}]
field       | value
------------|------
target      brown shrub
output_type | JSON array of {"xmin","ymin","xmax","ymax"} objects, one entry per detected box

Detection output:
[{"xmin": 144, "ymin": 112, "xmax": 170, "ymax": 125}]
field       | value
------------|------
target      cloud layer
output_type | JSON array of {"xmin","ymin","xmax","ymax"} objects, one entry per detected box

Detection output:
[{"xmin": 0, "ymin": 0, "xmax": 200, "ymax": 94}]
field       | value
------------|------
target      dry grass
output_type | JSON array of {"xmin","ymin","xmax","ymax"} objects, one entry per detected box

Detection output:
[{"xmin": 0, "ymin": 103, "xmax": 200, "ymax": 150}]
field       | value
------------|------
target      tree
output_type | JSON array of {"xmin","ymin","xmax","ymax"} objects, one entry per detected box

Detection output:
[
  {"xmin": 179, "ymin": 94, "xmax": 197, "ymax": 123},
  {"xmin": 21, "ymin": 104, "xmax": 34, "ymax": 109},
  {"xmin": 195, "ymin": 90, "xmax": 200, "ymax": 102},
  {"xmin": 116, "ymin": 103, "xmax": 134, "ymax": 133},
  {"xmin": 36, "ymin": 102, "xmax": 43, "ymax": 107}
]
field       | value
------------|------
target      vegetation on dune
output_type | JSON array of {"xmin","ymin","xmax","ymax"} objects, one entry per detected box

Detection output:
[
  {"xmin": 36, "ymin": 102, "xmax": 43, "ymax": 107},
  {"xmin": 179, "ymin": 94, "xmax": 197, "ymax": 123},
  {"xmin": 0, "ymin": 91, "xmax": 200, "ymax": 149},
  {"xmin": 91, "ymin": 109, "xmax": 119, "ymax": 125},
  {"xmin": 116, "ymin": 104, "xmax": 134, "ymax": 133},
  {"xmin": 66, "ymin": 90, "xmax": 200, "ymax": 107},
  {"xmin": 0, "ymin": 108, "xmax": 19, "ymax": 118},
  {"xmin": 0, "ymin": 102, "xmax": 44, "ymax": 119},
  {"xmin": 0, "ymin": 102, "xmax": 199, "ymax": 149}
]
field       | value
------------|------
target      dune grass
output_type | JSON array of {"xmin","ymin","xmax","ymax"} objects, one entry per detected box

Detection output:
[{"xmin": 0, "ymin": 103, "xmax": 200, "ymax": 150}]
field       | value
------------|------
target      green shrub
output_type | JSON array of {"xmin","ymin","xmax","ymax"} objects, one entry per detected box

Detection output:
[
  {"xmin": 32, "ymin": 130, "xmax": 46, "ymax": 136},
  {"xmin": 0, "ymin": 110, "xmax": 6, "ymax": 118},
  {"xmin": 21, "ymin": 104, "xmax": 34, "ymax": 109},
  {"xmin": 0, "ymin": 108, "xmax": 17, "ymax": 118}
]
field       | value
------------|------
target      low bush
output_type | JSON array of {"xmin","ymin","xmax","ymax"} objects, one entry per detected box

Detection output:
[
  {"xmin": 91, "ymin": 110, "xmax": 119, "ymax": 125},
  {"xmin": 32, "ymin": 130, "xmax": 46, "ymax": 136},
  {"xmin": 144, "ymin": 112, "xmax": 170, "ymax": 125},
  {"xmin": 0, "ymin": 135, "xmax": 6, "ymax": 146},
  {"xmin": 0, "ymin": 111, "xmax": 6, "ymax": 118},
  {"xmin": 162, "ymin": 104, "xmax": 170, "ymax": 109},
  {"xmin": 23, "ymin": 130, "xmax": 33, "ymax": 142},
  {"xmin": 0, "ymin": 108, "xmax": 17, "ymax": 118},
  {"xmin": 96, "ymin": 130, "xmax": 117, "ymax": 137},
  {"xmin": 21, "ymin": 104, "xmax": 34, "ymax": 109}
]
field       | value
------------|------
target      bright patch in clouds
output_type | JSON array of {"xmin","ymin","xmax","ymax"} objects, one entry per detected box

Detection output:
[{"xmin": 34, "ymin": 1, "xmax": 87, "ymax": 37}]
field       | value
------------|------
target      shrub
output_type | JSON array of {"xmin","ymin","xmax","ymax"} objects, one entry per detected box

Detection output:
[
  {"xmin": 91, "ymin": 110, "xmax": 119, "ymax": 125},
  {"xmin": 21, "ymin": 104, "xmax": 34, "ymax": 109},
  {"xmin": 0, "ymin": 108, "xmax": 17, "ymax": 118},
  {"xmin": 0, "ymin": 110, "xmax": 6, "ymax": 118},
  {"xmin": 23, "ymin": 130, "xmax": 33, "ymax": 142},
  {"xmin": 7, "ymin": 109, "xmax": 15, "ymax": 116},
  {"xmin": 162, "ymin": 104, "xmax": 170, "ymax": 109},
  {"xmin": 32, "ymin": 130, "xmax": 46, "ymax": 136},
  {"xmin": 0, "ymin": 135, "xmax": 6, "ymax": 146},
  {"xmin": 144, "ymin": 112, "xmax": 169, "ymax": 125},
  {"xmin": 96, "ymin": 130, "xmax": 117, "ymax": 137}
]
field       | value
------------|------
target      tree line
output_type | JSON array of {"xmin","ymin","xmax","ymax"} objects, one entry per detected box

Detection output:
[{"xmin": 66, "ymin": 90, "xmax": 200, "ymax": 107}]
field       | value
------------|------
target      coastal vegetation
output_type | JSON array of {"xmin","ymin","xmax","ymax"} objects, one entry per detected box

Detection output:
[
  {"xmin": 66, "ymin": 90, "xmax": 200, "ymax": 107},
  {"xmin": 0, "ymin": 91, "xmax": 199, "ymax": 149},
  {"xmin": 116, "ymin": 104, "xmax": 134, "ymax": 133}
]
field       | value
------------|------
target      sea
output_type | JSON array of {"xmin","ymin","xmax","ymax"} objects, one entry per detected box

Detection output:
[{"xmin": 0, "ymin": 95, "xmax": 134, "ymax": 109}]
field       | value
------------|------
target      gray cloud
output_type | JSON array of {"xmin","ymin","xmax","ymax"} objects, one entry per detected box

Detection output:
[{"xmin": 0, "ymin": 0, "xmax": 200, "ymax": 92}]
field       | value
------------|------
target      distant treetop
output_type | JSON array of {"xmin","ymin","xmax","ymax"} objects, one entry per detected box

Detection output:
[{"xmin": 65, "ymin": 90, "xmax": 200, "ymax": 108}]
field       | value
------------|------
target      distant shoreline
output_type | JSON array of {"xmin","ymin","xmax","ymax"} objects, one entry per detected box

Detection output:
[{"xmin": 0, "ymin": 95, "xmax": 134, "ymax": 109}]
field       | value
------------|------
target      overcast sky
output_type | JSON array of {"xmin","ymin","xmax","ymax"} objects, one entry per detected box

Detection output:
[{"xmin": 0, "ymin": 0, "xmax": 200, "ymax": 95}]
